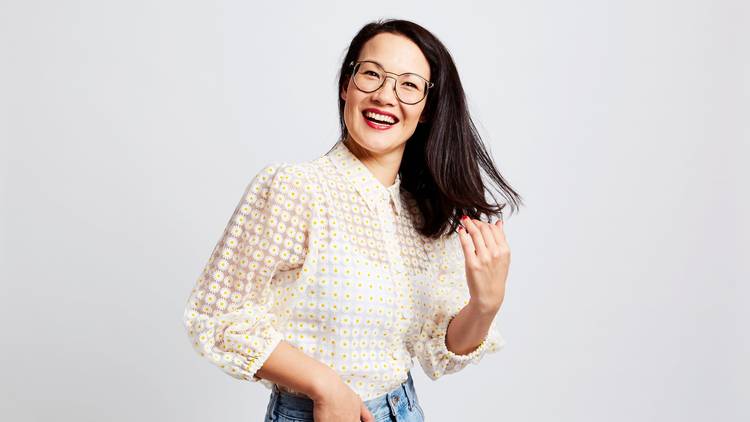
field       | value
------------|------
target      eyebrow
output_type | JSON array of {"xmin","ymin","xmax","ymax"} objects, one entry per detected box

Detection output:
[{"xmin": 361, "ymin": 59, "xmax": 429, "ymax": 80}]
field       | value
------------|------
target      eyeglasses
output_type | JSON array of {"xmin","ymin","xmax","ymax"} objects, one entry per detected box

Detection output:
[{"xmin": 349, "ymin": 60, "xmax": 434, "ymax": 105}]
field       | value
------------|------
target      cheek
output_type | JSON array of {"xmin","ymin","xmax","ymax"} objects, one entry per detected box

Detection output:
[
  {"xmin": 404, "ymin": 108, "xmax": 424, "ymax": 125},
  {"xmin": 344, "ymin": 101, "xmax": 358, "ymax": 122},
  {"xmin": 342, "ymin": 100, "xmax": 361, "ymax": 130}
]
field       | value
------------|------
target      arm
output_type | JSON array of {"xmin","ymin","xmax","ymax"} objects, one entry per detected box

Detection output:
[
  {"xmin": 445, "ymin": 300, "xmax": 499, "ymax": 355},
  {"xmin": 447, "ymin": 216, "xmax": 510, "ymax": 354},
  {"xmin": 184, "ymin": 163, "xmax": 375, "ymax": 421},
  {"xmin": 255, "ymin": 340, "xmax": 338, "ymax": 400},
  {"xmin": 183, "ymin": 163, "xmax": 317, "ymax": 383},
  {"xmin": 258, "ymin": 341, "xmax": 377, "ymax": 422},
  {"xmin": 410, "ymin": 233, "xmax": 506, "ymax": 380}
]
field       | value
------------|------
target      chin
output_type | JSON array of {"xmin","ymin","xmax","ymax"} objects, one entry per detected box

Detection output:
[{"xmin": 349, "ymin": 132, "xmax": 406, "ymax": 155}]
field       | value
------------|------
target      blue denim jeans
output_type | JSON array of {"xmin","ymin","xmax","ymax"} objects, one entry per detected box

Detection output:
[{"xmin": 264, "ymin": 371, "xmax": 425, "ymax": 422}]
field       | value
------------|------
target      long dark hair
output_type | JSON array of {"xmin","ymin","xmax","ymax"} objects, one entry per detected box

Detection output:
[{"xmin": 336, "ymin": 18, "xmax": 524, "ymax": 238}]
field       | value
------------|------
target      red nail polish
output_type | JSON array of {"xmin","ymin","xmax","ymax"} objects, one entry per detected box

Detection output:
[{"xmin": 461, "ymin": 215, "xmax": 468, "ymax": 221}]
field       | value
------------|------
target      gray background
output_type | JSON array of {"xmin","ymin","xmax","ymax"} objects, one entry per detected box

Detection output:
[{"xmin": 1, "ymin": 1, "xmax": 748, "ymax": 421}]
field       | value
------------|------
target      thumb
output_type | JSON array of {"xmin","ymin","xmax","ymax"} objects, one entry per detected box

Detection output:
[{"xmin": 360, "ymin": 400, "xmax": 374, "ymax": 422}]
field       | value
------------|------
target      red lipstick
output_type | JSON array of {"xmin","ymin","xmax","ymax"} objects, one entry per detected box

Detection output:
[{"xmin": 361, "ymin": 108, "xmax": 399, "ymax": 130}]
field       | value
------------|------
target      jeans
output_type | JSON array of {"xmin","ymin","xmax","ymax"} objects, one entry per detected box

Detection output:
[{"xmin": 264, "ymin": 371, "xmax": 425, "ymax": 421}]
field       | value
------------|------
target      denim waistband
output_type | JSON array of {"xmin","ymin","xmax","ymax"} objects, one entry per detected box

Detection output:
[{"xmin": 265, "ymin": 371, "xmax": 420, "ymax": 422}]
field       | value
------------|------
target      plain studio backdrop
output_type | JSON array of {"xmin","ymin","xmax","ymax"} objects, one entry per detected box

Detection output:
[{"xmin": 1, "ymin": 1, "xmax": 747, "ymax": 421}]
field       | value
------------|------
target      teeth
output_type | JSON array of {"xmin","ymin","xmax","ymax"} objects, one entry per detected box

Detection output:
[{"xmin": 364, "ymin": 111, "xmax": 396, "ymax": 124}]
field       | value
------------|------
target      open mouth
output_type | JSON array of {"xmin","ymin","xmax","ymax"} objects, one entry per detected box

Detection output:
[{"xmin": 362, "ymin": 110, "xmax": 399, "ymax": 126}]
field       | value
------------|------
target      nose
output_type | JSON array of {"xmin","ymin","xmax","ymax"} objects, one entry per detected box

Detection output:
[{"xmin": 371, "ymin": 76, "xmax": 398, "ymax": 105}]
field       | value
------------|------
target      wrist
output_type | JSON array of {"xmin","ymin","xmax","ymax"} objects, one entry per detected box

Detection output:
[
  {"xmin": 306, "ymin": 365, "xmax": 341, "ymax": 401},
  {"xmin": 468, "ymin": 297, "xmax": 502, "ymax": 317}
]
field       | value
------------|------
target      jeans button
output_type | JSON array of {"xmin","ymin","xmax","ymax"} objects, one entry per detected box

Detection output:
[{"xmin": 392, "ymin": 396, "xmax": 399, "ymax": 406}]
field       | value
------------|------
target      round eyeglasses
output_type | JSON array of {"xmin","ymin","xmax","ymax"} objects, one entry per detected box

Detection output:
[{"xmin": 349, "ymin": 60, "xmax": 434, "ymax": 105}]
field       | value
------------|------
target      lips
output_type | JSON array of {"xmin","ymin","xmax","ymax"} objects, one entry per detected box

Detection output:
[
  {"xmin": 363, "ymin": 114, "xmax": 395, "ymax": 130},
  {"xmin": 361, "ymin": 108, "xmax": 400, "ymax": 124}
]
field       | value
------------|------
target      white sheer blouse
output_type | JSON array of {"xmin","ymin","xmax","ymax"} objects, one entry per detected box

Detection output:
[{"xmin": 182, "ymin": 140, "xmax": 505, "ymax": 401}]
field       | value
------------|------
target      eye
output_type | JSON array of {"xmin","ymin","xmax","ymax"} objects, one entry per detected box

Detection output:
[{"xmin": 364, "ymin": 70, "xmax": 380, "ymax": 77}]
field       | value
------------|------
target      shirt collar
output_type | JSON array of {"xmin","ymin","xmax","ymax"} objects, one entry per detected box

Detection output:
[{"xmin": 326, "ymin": 141, "xmax": 402, "ymax": 215}]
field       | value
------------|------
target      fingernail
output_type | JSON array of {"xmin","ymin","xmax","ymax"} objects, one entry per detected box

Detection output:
[
  {"xmin": 457, "ymin": 225, "xmax": 464, "ymax": 232},
  {"xmin": 461, "ymin": 215, "xmax": 468, "ymax": 221}
]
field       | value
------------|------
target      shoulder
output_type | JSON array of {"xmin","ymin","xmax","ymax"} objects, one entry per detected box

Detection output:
[
  {"xmin": 248, "ymin": 160, "xmax": 318, "ymax": 189},
  {"xmin": 245, "ymin": 159, "xmax": 329, "ymax": 208}
]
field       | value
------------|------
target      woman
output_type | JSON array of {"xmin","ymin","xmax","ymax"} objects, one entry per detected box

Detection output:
[{"xmin": 183, "ymin": 18, "xmax": 523, "ymax": 422}]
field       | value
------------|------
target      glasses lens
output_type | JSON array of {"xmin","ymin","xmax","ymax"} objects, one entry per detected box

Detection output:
[
  {"xmin": 395, "ymin": 74, "xmax": 427, "ymax": 104},
  {"xmin": 353, "ymin": 62, "xmax": 384, "ymax": 92},
  {"xmin": 354, "ymin": 62, "xmax": 427, "ymax": 104}
]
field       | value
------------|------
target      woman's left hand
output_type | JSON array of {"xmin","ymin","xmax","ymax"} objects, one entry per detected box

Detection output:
[{"xmin": 457, "ymin": 215, "xmax": 511, "ymax": 314}]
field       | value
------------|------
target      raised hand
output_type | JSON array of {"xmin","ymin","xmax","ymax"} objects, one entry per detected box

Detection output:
[{"xmin": 456, "ymin": 215, "xmax": 511, "ymax": 314}]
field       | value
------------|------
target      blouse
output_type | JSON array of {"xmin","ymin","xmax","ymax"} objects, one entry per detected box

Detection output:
[{"xmin": 182, "ymin": 140, "xmax": 506, "ymax": 401}]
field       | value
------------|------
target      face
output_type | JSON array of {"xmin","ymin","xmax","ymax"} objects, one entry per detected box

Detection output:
[{"xmin": 340, "ymin": 32, "xmax": 431, "ymax": 158}]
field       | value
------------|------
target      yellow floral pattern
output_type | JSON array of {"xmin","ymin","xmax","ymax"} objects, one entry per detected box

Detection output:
[{"xmin": 182, "ymin": 141, "xmax": 506, "ymax": 401}]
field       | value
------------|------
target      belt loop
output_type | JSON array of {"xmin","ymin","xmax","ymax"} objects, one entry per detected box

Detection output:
[{"xmin": 387, "ymin": 390, "xmax": 398, "ymax": 417}]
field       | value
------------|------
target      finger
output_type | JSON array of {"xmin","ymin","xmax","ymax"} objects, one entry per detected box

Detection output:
[
  {"xmin": 457, "ymin": 223, "xmax": 478, "ymax": 261},
  {"xmin": 493, "ymin": 220, "xmax": 511, "ymax": 258},
  {"xmin": 461, "ymin": 216, "xmax": 488, "ymax": 256},
  {"xmin": 477, "ymin": 219, "xmax": 498, "ymax": 250},
  {"xmin": 490, "ymin": 218, "xmax": 506, "ymax": 245},
  {"xmin": 360, "ymin": 401, "xmax": 374, "ymax": 422}
]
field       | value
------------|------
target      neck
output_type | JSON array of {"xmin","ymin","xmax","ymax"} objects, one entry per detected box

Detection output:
[{"xmin": 343, "ymin": 138, "xmax": 404, "ymax": 187}]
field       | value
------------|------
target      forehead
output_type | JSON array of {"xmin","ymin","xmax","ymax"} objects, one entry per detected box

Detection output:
[{"xmin": 358, "ymin": 32, "xmax": 430, "ymax": 79}]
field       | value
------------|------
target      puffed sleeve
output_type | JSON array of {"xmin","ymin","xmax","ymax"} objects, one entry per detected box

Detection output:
[
  {"xmin": 182, "ymin": 163, "xmax": 313, "ymax": 382},
  {"xmin": 411, "ymin": 232, "xmax": 506, "ymax": 380}
]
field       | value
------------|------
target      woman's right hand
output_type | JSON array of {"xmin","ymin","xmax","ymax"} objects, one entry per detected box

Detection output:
[{"xmin": 312, "ymin": 376, "xmax": 374, "ymax": 422}]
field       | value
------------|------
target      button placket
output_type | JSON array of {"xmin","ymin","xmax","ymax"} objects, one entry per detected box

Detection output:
[
  {"xmin": 378, "ymin": 201, "xmax": 410, "ymax": 333},
  {"xmin": 378, "ymin": 202, "xmax": 401, "ymax": 266}
]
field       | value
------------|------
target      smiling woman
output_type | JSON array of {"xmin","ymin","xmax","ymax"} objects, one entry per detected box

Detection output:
[{"xmin": 182, "ymin": 18, "xmax": 524, "ymax": 422}]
